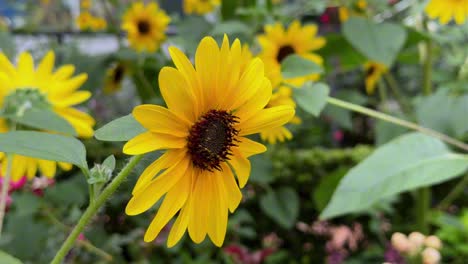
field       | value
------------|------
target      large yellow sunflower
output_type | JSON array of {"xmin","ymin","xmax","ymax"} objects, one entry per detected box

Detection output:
[
  {"xmin": 257, "ymin": 20, "xmax": 326, "ymax": 88},
  {"xmin": 121, "ymin": 1, "xmax": 170, "ymax": 53},
  {"xmin": 364, "ymin": 61, "xmax": 388, "ymax": 95},
  {"xmin": 260, "ymin": 86, "xmax": 301, "ymax": 144},
  {"xmin": 183, "ymin": 0, "xmax": 220, "ymax": 15},
  {"xmin": 123, "ymin": 36, "xmax": 295, "ymax": 247},
  {"xmin": 425, "ymin": 0, "xmax": 468, "ymax": 25},
  {"xmin": 0, "ymin": 51, "xmax": 95, "ymax": 180}
]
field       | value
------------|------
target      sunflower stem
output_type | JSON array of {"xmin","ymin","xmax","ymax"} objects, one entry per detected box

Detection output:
[
  {"xmin": 50, "ymin": 155, "xmax": 142, "ymax": 264},
  {"xmin": 81, "ymin": 167, "xmax": 95, "ymax": 205},
  {"xmin": 0, "ymin": 155, "xmax": 13, "ymax": 236},
  {"xmin": 326, "ymin": 97, "xmax": 468, "ymax": 152}
]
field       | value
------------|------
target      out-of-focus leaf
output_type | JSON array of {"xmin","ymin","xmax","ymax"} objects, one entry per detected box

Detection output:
[
  {"xmin": 0, "ymin": 31, "xmax": 16, "ymax": 59},
  {"xmin": 313, "ymin": 167, "xmax": 347, "ymax": 211},
  {"xmin": 5, "ymin": 108, "xmax": 76, "ymax": 136},
  {"xmin": 294, "ymin": 82, "xmax": 330, "ymax": 116},
  {"xmin": 249, "ymin": 154, "xmax": 274, "ymax": 184},
  {"xmin": 343, "ymin": 17, "xmax": 407, "ymax": 67},
  {"xmin": 95, "ymin": 114, "xmax": 146, "ymax": 142},
  {"xmin": 321, "ymin": 133, "xmax": 468, "ymax": 219},
  {"xmin": 281, "ymin": 55, "xmax": 323, "ymax": 79},
  {"xmin": 318, "ymin": 33, "xmax": 367, "ymax": 71},
  {"xmin": 11, "ymin": 192, "xmax": 40, "ymax": 217},
  {"xmin": 260, "ymin": 187, "xmax": 299, "ymax": 228},
  {"xmin": 0, "ymin": 250, "xmax": 23, "ymax": 264}
]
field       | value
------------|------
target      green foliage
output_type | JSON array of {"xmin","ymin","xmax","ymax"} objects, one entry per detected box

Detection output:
[
  {"xmin": 343, "ymin": 17, "xmax": 407, "ymax": 66},
  {"xmin": 0, "ymin": 131, "xmax": 88, "ymax": 169},
  {"xmin": 0, "ymin": 250, "xmax": 23, "ymax": 264},
  {"xmin": 5, "ymin": 108, "xmax": 76, "ymax": 135},
  {"xmin": 321, "ymin": 133, "xmax": 468, "ymax": 219},
  {"xmin": 259, "ymin": 187, "xmax": 299, "ymax": 229},
  {"xmin": 281, "ymin": 55, "xmax": 323, "ymax": 79},
  {"xmin": 294, "ymin": 82, "xmax": 330, "ymax": 117},
  {"xmin": 95, "ymin": 114, "xmax": 146, "ymax": 142},
  {"xmin": 434, "ymin": 210, "xmax": 468, "ymax": 262}
]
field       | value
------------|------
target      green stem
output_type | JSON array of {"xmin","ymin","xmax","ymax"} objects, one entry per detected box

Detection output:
[
  {"xmin": 81, "ymin": 167, "xmax": 95, "ymax": 205},
  {"xmin": 422, "ymin": 23, "xmax": 433, "ymax": 96},
  {"xmin": 0, "ymin": 155, "xmax": 13, "ymax": 236},
  {"xmin": 77, "ymin": 240, "xmax": 113, "ymax": 262},
  {"xmin": 326, "ymin": 97, "xmax": 468, "ymax": 152},
  {"xmin": 51, "ymin": 155, "xmax": 142, "ymax": 264},
  {"xmin": 416, "ymin": 187, "xmax": 430, "ymax": 234},
  {"xmin": 437, "ymin": 173, "xmax": 468, "ymax": 211}
]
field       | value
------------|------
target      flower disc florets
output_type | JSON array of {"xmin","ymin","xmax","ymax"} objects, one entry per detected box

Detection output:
[
  {"xmin": 276, "ymin": 45, "xmax": 295, "ymax": 63},
  {"xmin": 187, "ymin": 110, "xmax": 239, "ymax": 171}
]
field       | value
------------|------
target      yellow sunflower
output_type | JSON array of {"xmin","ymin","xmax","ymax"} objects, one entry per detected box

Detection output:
[
  {"xmin": 0, "ymin": 51, "xmax": 95, "ymax": 180},
  {"xmin": 104, "ymin": 63, "xmax": 126, "ymax": 94},
  {"xmin": 76, "ymin": 11, "xmax": 94, "ymax": 31},
  {"xmin": 364, "ymin": 61, "xmax": 388, "ymax": 95},
  {"xmin": 339, "ymin": 0, "xmax": 368, "ymax": 22},
  {"xmin": 81, "ymin": 0, "xmax": 92, "ymax": 9},
  {"xmin": 425, "ymin": 0, "xmax": 468, "ymax": 25},
  {"xmin": 123, "ymin": 36, "xmax": 295, "ymax": 247},
  {"xmin": 260, "ymin": 86, "xmax": 301, "ymax": 144},
  {"xmin": 257, "ymin": 20, "xmax": 326, "ymax": 88},
  {"xmin": 183, "ymin": 0, "xmax": 220, "ymax": 15},
  {"xmin": 121, "ymin": 1, "xmax": 170, "ymax": 53},
  {"xmin": 89, "ymin": 16, "xmax": 107, "ymax": 31}
]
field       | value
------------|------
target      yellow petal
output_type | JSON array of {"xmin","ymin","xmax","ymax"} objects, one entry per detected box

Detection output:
[
  {"xmin": 188, "ymin": 170, "xmax": 209, "ymax": 243},
  {"xmin": 36, "ymin": 51, "xmax": 55, "ymax": 77},
  {"xmin": 38, "ymin": 159, "xmax": 57, "ymax": 178},
  {"xmin": 17, "ymin": 52, "xmax": 35, "ymax": 81},
  {"xmin": 125, "ymin": 157, "xmax": 189, "ymax": 215},
  {"xmin": 234, "ymin": 77, "xmax": 272, "ymax": 121},
  {"xmin": 144, "ymin": 164, "xmax": 192, "ymax": 242},
  {"xmin": 49, "ymin": 91, "xmax": 91, "ymax": 107},
  {"xmin": 123, "ymin": 131, "xmax": 186, "ymax": 155},
  {"xmin": 237, "ymin": 137, "xmax": 267, "ymax": 158},
  {"xmin": 220, "ymin": 163, "xmax": 242, "ymax": 212},
  {"xmin": 53, "ymin": 74, "xmax": 88, "ymax": 94},
  {"xmin": 195, "ymin": 37, "xmax": 220, "ymax": 110},
  {"xmin": 167, "ymin": 194, "xmax": 192, "ymax": 247},
  {"xmin": 54, "ymin": 107, "xmax": 95, "ymax": 138},
  {"xmin": 239, "ymin": 105, "xmax": 295, "ymax": 136},
  {"xmin": 132, "ymin": 104, "xmax": 189, "ymax": 137},
  {"xmin": 229, "ymin": 58, "xmax": 265, "ymax": 110},
  {"xmin": 228, "ymin": 149, "xmax": 250, "ymax": 188},
  {"xmin": 53, "ymin": 65, "xmax": 76, "ymax": 80},
  {"xmin": 207, "ymin": 172, "xmax": 228, "ymax": 247}
]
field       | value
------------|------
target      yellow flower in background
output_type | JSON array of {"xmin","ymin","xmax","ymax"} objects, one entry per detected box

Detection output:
[
  {"xmin": 123, "ymin": 36, "xmax": 295, "ymax": 247},
  {"xmin": 257, "ymin": 20, "xmax": 326, "ymax": 88},
  {"xmin": 260, "ymin": 87, "xmax": 301, "ymax": 144},
  {"xmin": 90, "ymin": 16, "xmax": 107, "ymax": 31},
  {"xmin": 364, "ymin": 61, "xmax": 388, "ymax": 95},
  {"xmin": 183, "ymin": 0, "xmax": 220, "ymax": 15},
  {"xmin": 81, "ymin": 0, "xmax": 92, "ymax": 9},
  {"xmin": 425, "ymin": 0, "xmax": 468, "ymax": 25},
  {"xmin": 104, "ymin": 63, "xmax": 126, "ymax": 94},
  {"xmin": 339, "ymin": 0, "xmax": 368, "ymax": 22},
  {"xmin": 76, "ymin": 11, "xmax": 94, "ymax": 30},
  {"xmin": 0, "ymin": 51, "xmax": 95, "ymax": 180},
  {"xmin": 121, "ymin": 1, "xmax": 170, "ymax": 53}
]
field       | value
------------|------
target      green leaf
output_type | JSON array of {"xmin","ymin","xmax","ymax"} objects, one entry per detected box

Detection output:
[
  {"xmin": 210, "ymin": 21, "xmax": 252, "ymax": 36},
  {"xmin": 249, "ymin": 155, "xmax": 274, "ymax": 184},
  {"xmin": 313, "ymin": 167, "xmax": 347, "ymax": 211},
  {"xmin": 95, "ymin": 114, "xmax": 146, "ymax": 142},
  {"xmin": 259, "ymin": 187, "xmax": 299, "ymax": 229},
  {"xmin": 317, "ymin": 33, "xmax": 367, "ymax": 71},
  {"xmin": 0, "ymin": 131, "xmax": 87, "ymax": 169},
  {"xmin": 0, "ymin": 32, "xmax": 16, "ymax": 59},
  {"xmin": 294, "ymin": 82, "xmax": 330, "ymax": 116},
  {"xmin": 343, "ymin": 17, "xmax": 407, "ymax": 67},
  {"xmin": 6, "ymin": 108, "xmax": 76, "ymax": 136},
  {"xmin": 11, "ymin": 192, "xmax": 40, "ymax": 217},
  {"xmin": 0, "ymin": 250, "xmax": 23, "ymax": 264},
  {"xmin": 102, "ymin": 155, "xmax": 116, "ymax": 171},
  {"xmin": 321, "ymin": 132, "xmax": 468, "ymax": 219},
  {"xmin": 281, "ymin": 55, "xmax": 323, "ymax": 79}
]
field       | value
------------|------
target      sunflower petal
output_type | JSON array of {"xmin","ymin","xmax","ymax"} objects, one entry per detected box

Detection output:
[
  {"xmin": 133, "ymin": 104, "xmax": 189, "ymax": 137},
  {"xmin": 207, "ymin": 172, "xmax": 228, "ymax": 247},
  {"xmin": 188, "ymin": 170, "xmax": 209, "ymax": 243},
  {"xmin": 220, "ymin": 163, "xmax": 242, "ymax": 212},
  {"xmin": 239, "ymin": 105, "xmax": 295, "ymax": 136},
  {"xmin": 228, "ymin": 149, "xmax": 251, "ymax": 188},
  {"xmin": 123, "ymin": 131, "xmax": 186, "ymax": 155}
]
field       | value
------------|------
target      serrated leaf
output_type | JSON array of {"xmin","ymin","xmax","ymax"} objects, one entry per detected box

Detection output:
[
  {"xmin": 281, "ymin": 54, "xmax": 323, "ymax": 79},
  {"xmin": 0, "ymin": 131, "xmax": 87, "ymax": 169},
  {"xmin": 294, "ymin": 82, "xmax": 330, "ymax": 116},
  {"xmin": 95, "ymin": 114, "xmax": 146, "ymax": 142},
  {"xmin": 259, "ymin": 187, "xmax": 299, "ymax": 228},
  {"xmin": 321, "ymin": 133, "xmax": 468, "ymax": 219},
  {"xmin": 343, "ymin": 17, "xmax": 407, "ymax": 67},
  {"xmin": 5, "ymin": 108, "xmax": 76, "ymax": 135}
]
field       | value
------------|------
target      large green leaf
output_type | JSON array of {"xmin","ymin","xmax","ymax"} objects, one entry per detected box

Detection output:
[
  {"xmin": 343, "ymin": 17, "xmax": 407, "ymax": 67},
  {"xmin": 321, "ymin": 132, "xmax": 468, "ymax": 219},
  {"xmin": 0, "ymin": 131, "xmax": 88, "ymax": 169},
  {"xmin": 318, "ymin": 33, "xmax": 367, "ymax": 71},
  {"xmin": 294, "ymin": 82, "xmax": 330, "ymax": 116},
  {"xmin": 5, "ymin": 108, "xmax": 76, "ymax": 136},
  {"xmin": 95, "ymin": 114, "xmax": 146, "ymax": 142},
  {"xmin": 0, "ymin": 251, "xmax": 23, "ymax": 264},
  {"xmin": 259, "ymin": 187, "xmax": 299, "ymax": 229},
  {"xmin": 281, "ymin": 55, "xmax": 323, "ymax": 79}
]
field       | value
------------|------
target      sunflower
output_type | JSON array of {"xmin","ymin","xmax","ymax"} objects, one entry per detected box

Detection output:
[
  {"xmin": 121, "ymin": 1, "xmax": 170, "ymax": 53},
  {"xmin": 76, "ymin": 11, "xmax": 94, "ymax": 31},
  {"xmin": 425, "ymin": 0, "xmax": 468, "ymax": 25},
  {"xmin": 257, "ymin": 20, "xmax": 326, "ymax": 88},
  {"xmin": 183, "ymin": 0, "xmax": 220, "ymax": 15},
  {"xmin": 0, "ymin": 51, "xmax": 95, "ymax": 180},
  {"xmin": 123, "ymin": 36, "xmax": 295, "ymax": 247},
  {"xmin": 364, "ymin": 61, "xmax": 387, "ymax": 95},
  {"xmin": 81, "ymin": 0, "xmax": 92, "ymax": 9},
  {"xmin": 260, "ymin": 86, "xmax": 301, "ymax": 144},
  {"xmin": 104, "ymin": 63, "xmax": 126, "ymax": 94},
  {"xmin": 338, "ymin": 0, "xmax": 368, "ymax": 22}
]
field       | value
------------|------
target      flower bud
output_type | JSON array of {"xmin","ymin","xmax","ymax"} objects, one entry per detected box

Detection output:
[
  {"xmin": 408, "ymin": 232, "xmax": 426, "ymax": 249},
  {"xmin": 425, "ymin": 235, "xmax": 442, "ymax": 250},
  {"xmin": 422, "ymin": 247, "xmax": 441, "ymax": 264},
  {"xmin": 391, "ymin": 232, "xmax": 410, "ymax": 253}
]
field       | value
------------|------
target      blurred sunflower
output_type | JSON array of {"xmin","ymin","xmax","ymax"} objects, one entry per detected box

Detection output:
[
  {"xmin": 123, "ymin": 36, "xmax": 295, "ymax": 247},
  {"xmin": 0, "ymin": 51, "xmax": 95, "ymax": 180},
  {"xmin": 260, "ymin": 87, "xmax": 301, "ymax": 144},
  {"xmin": 104, "ymin": 63, "xmax": 126, "ymax": 94},
  {"xmin": 89, "ymin": 16, "xmax": 107, "ymax": 31},
  {"xmin": 364, "ymin": 61, "xmax": 387, "ymax": 95},
  {"xmin": 121, "ymin": 1, "xmax": 170, "ymax": 53},
  {"xmin": 425, "ymin": 0, "xmax": 468, "ymax": 25},
  {"xmin": 339, "ymin": 0, "xmax": 367, "ymax": 22},
  {"xmin": 183, "ymin": 0, "xmax": 220, "ymax": 15},
  {"xmin": 81, "ymin": 0, "xmax": 92, "ymax": 9},
  {"xmin": 257, "ymin": 20, "xmax": 326, "ymax": 88},
  {"xmin": 76, "ymin": 11, "xmax": 94, "ymax": 31}
]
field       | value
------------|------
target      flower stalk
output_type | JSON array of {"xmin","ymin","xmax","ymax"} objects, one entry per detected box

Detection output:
[
  {"xmin": 51, "ymin": 155, "xmax": 142, "ymax": 264},
  {"xmin": 0, "ymin": 155, "xmax": 13, "ymax": 236}
]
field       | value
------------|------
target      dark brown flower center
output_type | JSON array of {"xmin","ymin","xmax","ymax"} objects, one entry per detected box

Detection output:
[
  {"xmin": 137, "ymin": 20, "xmax": 151, "ymax": 35},
  {"xmin": 366, "ymin": 65, "xmax": 376, "ymax": 77},
  {"xmin": 276, "ymin": 45, "xmax": 295, "ymax": 63},
  {"xmin": 113, "ymin": 65, "xmax": 125, "ymax": 83},
  {"xmin": 187, "ymin": 110, "xmax": 239, "ymax": 171}
]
